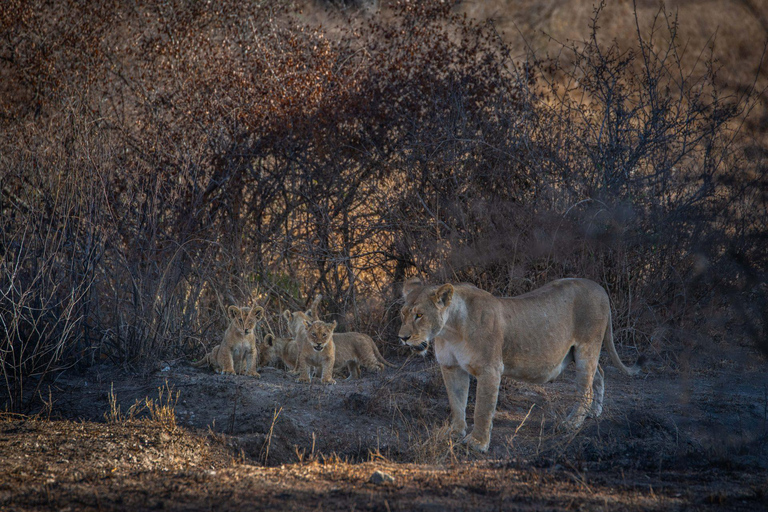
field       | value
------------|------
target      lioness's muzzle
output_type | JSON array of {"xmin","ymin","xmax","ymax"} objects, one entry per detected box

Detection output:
[{"xmin": 412, "ymin": 341, "xmax": 428, "ymax": 352}]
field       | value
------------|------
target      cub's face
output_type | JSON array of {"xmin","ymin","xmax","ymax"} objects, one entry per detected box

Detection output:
[
  {"xmin": 228, "ymin": 305, "xmax": 264, "ymax": 336},
  {"xmin": 305, "ymin": 320, "xmax": 337, "ymax": 352},
  {"xmin": 398, "ymin": 279, "xmax": 454, "ymax": 356}
]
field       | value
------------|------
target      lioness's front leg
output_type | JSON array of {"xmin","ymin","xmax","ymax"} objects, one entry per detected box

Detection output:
[
  {"xmin": 441, "ymin": 365, "xmax": 469, "ymax": 438},
  {"xmin": 467, "ymin": 368, "xmax": 502, "ymax": 453}
]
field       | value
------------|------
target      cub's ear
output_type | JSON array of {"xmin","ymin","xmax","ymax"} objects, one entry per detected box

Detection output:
[
  {"xmin": 329, "ymin": 320, "xmax": 337, "ymax": 331},
  {"xmin": 303, "ymin": 319, "xmax": 312, "ymax": 330},
  {"xmin": 431, "ymin": 284, "xmax": 454, "ymax": 309},
  {"xmin": 402, "ymin": 277, "xmax": 423, "ymax": 299},
  {"xmin": 228, "ymin": 305, "xmax": 240, "ymax": 320},
  {"xmin": 282, "ymin": 310, "xmax": 292, "ymax": 323},
  {"xmin": 309, "ymin": 294, "xmax": 323, "ymax": 320},
  {"xmin": 249, "ymin": 306, "xmax": 265, "ymax": 322},
  {"xmin": 264, "ymin": 334, "xmax": 275, "ymax": 347}
]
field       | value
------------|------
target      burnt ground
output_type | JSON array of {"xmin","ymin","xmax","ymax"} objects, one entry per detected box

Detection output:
[{"xmin": 2, "ymin": 344, "xmax": 768, "ymax": 511}]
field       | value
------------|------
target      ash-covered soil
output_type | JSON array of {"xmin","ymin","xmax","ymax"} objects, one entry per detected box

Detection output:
[{"xmin": 3, "ymin": 347, "xmax": 768, "ymax": 510}]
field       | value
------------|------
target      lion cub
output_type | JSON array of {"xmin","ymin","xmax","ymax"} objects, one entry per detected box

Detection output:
[
  {"xmin": 333, "ymin": 331, "xmax": 396, "ymax": 378},
  {"xmin": 259, "ymin": 334, "xmax": 301, "ymax": 371},
  {"xmin": 297, "ymin": 318, "xmax": 396, "ymax": 382},
  {"xmin": 192, "ymin": 305, "xmax": 264, "ymax": 377},
  {"xmin": 267, "ymin": 308, "xmax": 316, "ymax": 372},
  {"xmin": 273, "ymin": 294, "xmax": 322, "ymax": 370},
  {"xmin": 297, "ymin": 319, "xmax": 338, "ymax": 385}
]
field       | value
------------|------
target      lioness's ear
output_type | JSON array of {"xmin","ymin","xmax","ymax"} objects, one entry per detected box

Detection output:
[
  {"xmin": 282, "ymin": 310, "xmax": 292, "ymax": 323},
  {"xmin": 402, "ymin": 277, "xmax": 423, "ymax": 299},
  {"xmin": 265, "ymin": 334, "xmax": 275, "ymax": 347},
  {"xmin": 228, "ymin": 305, "xmax": 240, "ymax": 320},
  {"xmin": 431, "ymin": 284, "xmax": 454, "ymax": 309},
  {"xmin": 249, "ymin": 306, "xmax": 264, "ymax": 322}
]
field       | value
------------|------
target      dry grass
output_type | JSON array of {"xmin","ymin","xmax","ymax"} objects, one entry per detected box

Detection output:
[
  {"xmin": 104, "ymin": 381, "xmax": 179, "ymax": 433},
  {"xmin": 2, "ymin": 414, "xmax": 766, "ymax": 510}
]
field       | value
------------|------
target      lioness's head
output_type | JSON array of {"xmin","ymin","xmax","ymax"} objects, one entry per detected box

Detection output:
[
  {"xmin": 304, "ymin": 320, "xmax": 337, "ymax": 352},
  {"xmin": 228, "ymin": 305, "xmax": 264, "ymax": 336},
  {"xmin": 398, "ymin": 277, "xmax": 454, "ymax": 356}
]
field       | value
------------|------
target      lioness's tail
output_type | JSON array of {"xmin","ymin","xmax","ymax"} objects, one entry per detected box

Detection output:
[
  {"xmin": 191, "ymin": 352, "xmax": 212, "ymax": 369},
  {"xmin": 371, "ymin": 340, "xmax": 397, "ymax": 368},
  {"xmin": 603, "ymin": 312, "xmax": 643, "ymax": 376}
]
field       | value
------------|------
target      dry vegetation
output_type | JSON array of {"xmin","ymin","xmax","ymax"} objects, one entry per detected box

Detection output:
[{"xmin": 1, "ymin": 0, "xmax": 768, "ymax": 509}]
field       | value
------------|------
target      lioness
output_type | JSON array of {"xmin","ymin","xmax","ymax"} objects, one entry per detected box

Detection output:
[
  {"xmin": 398, "ymin": 277, "xmax": 641, "ymax": 453},
  {"xmin": 192, "ymin": 305, "xmax": 264, "ymax": 377}
]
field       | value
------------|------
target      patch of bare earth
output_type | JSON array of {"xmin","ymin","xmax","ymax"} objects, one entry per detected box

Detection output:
[{"xmin": 2, "ymin": 347, "xmax": 768, "ymax": 510}]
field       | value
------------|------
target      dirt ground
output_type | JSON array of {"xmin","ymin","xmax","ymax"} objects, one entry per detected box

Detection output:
[{"xmin": 2, "ymin": 343, "xmax": 768, "ymax": 511}]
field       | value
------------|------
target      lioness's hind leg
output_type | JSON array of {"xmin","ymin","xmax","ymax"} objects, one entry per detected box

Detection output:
[
  {"xmin": 590, "ymin": 364, "xmax": 604, "ymax": 418},
  {"xmin": 565, "ymin": 345, "xmax": 599, "ymax": 430}
]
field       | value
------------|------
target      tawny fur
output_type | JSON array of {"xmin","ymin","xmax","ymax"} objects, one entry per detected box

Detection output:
[
  {"xmin": 192, "ymin": 305, "xmax": 264, "ymax": 377},
  {"xmin": 296, "ymin": 319, "xmax": 337, "ymax": 385},
  {"xmin": 333, "ymin": 332, "xmax": 396, "ymax": 379},
  {"xmin": 398, "ymin": 277, "xmax": 641, "ymax": 453},
  {"xmin": 260, "ymin": 333, "xmax": 301, "ymax": 372},
  {"xmin": 284, "ymin": 308, "xmax": 394, "ymax": 379}
]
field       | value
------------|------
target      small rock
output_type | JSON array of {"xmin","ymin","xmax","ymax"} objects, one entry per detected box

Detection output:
[
  {"xmin": 368, "ymin": 470, "xmax": 394, "ymax": 485},
  {"xmin": 161, "ymin": 365, "xmax": 171, "ymax": 372}
]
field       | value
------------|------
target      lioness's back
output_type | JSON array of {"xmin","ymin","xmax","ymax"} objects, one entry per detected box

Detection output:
[{"xmin": 508, "ymin": 278, "xmax": 604, "ymax": 301}]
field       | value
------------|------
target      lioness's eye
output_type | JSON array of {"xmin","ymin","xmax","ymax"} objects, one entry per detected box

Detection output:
[{"xmin": 415, "ymin": 313, "xmax": 422, "ymax": 320}]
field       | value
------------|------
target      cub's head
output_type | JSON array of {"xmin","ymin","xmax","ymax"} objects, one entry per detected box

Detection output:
[
  {"xmin": 260, "ymin": 334, "xmax": 276, "ymax": 365},
  {"xmin": 304, "ymin": 320, "xmax": 337, "ymax": 352},
  {"xmin": 265, "ymin": 333, "xmax": 293, "ymax": 352},
  {"xmin": 398, "ymin": 277, "xmax": 454, "ymax": 356},
  {"xmin": 283, "ymin": 309, "xmax": 313, "ymax": 337},
  {"xmin": 228, "ymin": 305, "xmax": 264, "ymax": 336}
]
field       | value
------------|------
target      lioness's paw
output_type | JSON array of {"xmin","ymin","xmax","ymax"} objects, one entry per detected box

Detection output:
[
  {"xmin": 450, "ymin": 424, "xmax": 467, "ymax": 439},
  {"xmin": 563, "ymin": 410, "xmax": 586, "ymax": 432},
  {"xmin": 463, "ymin": 435, "xmax": 490, "ymax": 453},
  {"xmin": 248, "ymin": 371, "xmax": 261, "ymax": 379},
  {"xmin": 322, "ymin": 378, "xmax": 337, "ymax": 385}
]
